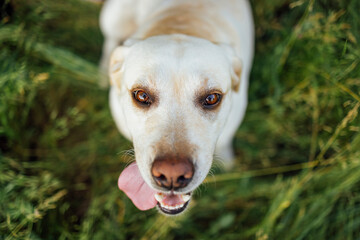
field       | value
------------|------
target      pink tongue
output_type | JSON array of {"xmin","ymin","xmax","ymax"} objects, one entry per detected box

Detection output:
[{"xmin": 118, "ymin": 163, "xmax": 157, "ymax": 210}]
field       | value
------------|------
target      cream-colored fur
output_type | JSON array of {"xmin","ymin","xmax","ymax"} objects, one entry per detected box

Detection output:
[{"xmin": 100, "ymin": 0, "xmax": 254, "ymax": 207}]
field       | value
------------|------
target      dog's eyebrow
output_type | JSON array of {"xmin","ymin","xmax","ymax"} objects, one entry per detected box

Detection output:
[
  {"xmin": 198, "ymin": 78, "xmax": 228, "ymax": 96},
  {"xmin": 131, "ymin": 72, "xmax": 158, "ymax": 88}
]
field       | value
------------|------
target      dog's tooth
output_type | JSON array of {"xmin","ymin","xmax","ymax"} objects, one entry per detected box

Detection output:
[
  {"xmin": 154, "ymin": 194, "xmax": 161, "ymax": 202},
  {"xmin": 181, "ymin": 194, "xmax": 191, "ymax": 202},
  {"xmin": 175, "ymin": 204, "xmax": 183, "ymax": 209},
  {"xmin": 154, "ymin": 193, "xmax": 163, "ymax": 202}
]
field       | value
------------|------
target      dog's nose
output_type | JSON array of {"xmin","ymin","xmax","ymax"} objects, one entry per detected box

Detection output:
[{"xmin": 151, "ymin": 156, "xmax": 194, "ymax": 190}]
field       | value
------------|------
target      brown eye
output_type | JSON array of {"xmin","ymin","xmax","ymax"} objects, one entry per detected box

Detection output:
[
  {"xmin": 133, "ymin": 90, "xmax": 152, "ymax": 105},
  {"xmin": 204, "ymin": 93, "xmax": 221, "ymax": 107}
]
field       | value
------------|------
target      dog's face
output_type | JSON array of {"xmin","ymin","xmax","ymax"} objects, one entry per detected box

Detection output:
[{"xmin": 110, "ymin": 35, "xmax": 242, "ymax": 215}]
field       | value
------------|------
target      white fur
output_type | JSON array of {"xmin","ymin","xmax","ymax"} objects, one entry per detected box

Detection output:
[{"xmin": 101, "ymin": 0, "xmax": 254, "ymax": 195}]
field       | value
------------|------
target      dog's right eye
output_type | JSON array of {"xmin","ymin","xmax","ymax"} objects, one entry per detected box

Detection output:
[
  {"xmin": 202, "ymin": 92, "xmax": 222, "ymax": 109},
  {"xmin": 133, "ymin": 90, "xmax": 152, "ymax": 105}
]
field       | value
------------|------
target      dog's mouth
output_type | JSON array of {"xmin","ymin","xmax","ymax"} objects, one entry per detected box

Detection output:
[
  {"xmin": 155, "ymin": 192, "xmax": 191, "ymax": 215},
  {"xmin": 118, "ymin": 162, "xmax": 194, "ymax": 214}
]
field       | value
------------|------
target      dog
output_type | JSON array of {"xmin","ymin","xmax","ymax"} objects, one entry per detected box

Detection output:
[{"xmin": 99, "ymin": 0, "xmax": 254, "ymax": 215}]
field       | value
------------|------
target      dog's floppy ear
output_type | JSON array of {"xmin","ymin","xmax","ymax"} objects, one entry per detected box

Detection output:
[
  {"xmin": 109, "ymin": 39, "xmax": 141, "ymax": 87},
  {"xmin": 109, "ymin": 46, "xmax": 131, "ymax": 88},
  {"xmin": 219, "ymin": 44, "xmax": 243, "ymax": 92},
  {"xmin": 230, "ymin": 56, "xmax": 242, "ymax": 92}
]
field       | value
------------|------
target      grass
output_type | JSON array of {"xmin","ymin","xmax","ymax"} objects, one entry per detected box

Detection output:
[{"xmin": 0, "ymin": 0, "xmax": 359, "ymax": 239}]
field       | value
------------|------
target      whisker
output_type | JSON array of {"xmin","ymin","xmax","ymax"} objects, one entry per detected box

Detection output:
[
  {"xmin": 119, "ymin": 149, "xmax": 135, "ymax": 157},
  {"xmin": 212, "ymin": 154, "xmax": 227, "ymax": 171},
  {"xmin": 118, "ymin": 148, "xmax": 136, "ymax": 167}
]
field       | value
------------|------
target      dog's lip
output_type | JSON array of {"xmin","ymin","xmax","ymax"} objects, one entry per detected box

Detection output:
[
  {"xmin": 157, "ymin": 200, "xmax": 190, "ymax": 215},
  {"xmin": 155, "ymin": 192, "xmax": 192, "ymax": 215}
]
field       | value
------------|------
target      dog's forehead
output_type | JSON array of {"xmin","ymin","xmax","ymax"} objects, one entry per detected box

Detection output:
[
  {"xmin": 124, "ymin": 35, "xmax": 231, "ymax": 90},
  {"xmin": 132, "ymin": 35, "xmax": 222, "ymax": 57}
]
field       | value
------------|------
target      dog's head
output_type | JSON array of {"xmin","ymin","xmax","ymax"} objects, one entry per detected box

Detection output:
[{"xmin": 110, "ymin": 34, "xmax": 242, "ymax": 215}]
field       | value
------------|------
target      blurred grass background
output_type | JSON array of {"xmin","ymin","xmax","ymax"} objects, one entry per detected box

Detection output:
[{"xmin": 0, "ymin": 0, "xmax": 359, "ymax": 239}]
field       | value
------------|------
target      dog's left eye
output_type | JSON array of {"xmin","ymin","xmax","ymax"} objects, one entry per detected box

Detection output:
[
  {"xmin": 133, "ymin": 90, "xmax": 152, "ymax": 105},
  {"xmin": 203, "ymin": 93, "xmax": 222, "ymax": 107}
]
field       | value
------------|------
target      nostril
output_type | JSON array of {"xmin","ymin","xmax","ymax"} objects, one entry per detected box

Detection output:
[
  {"xmin": 153, "ymin": 174, "xmax": 172, "ymax": 190},
  {"xmin": 178, "ymin": 175, "xmax": 185, "ymax": 182},
  {"xmin": 156, "ymin": 174, "xmax": 167, "ymax": 182},
  {"xmin": 176, "ymin": 175, "xmax": 191, "ymax": 186}
]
